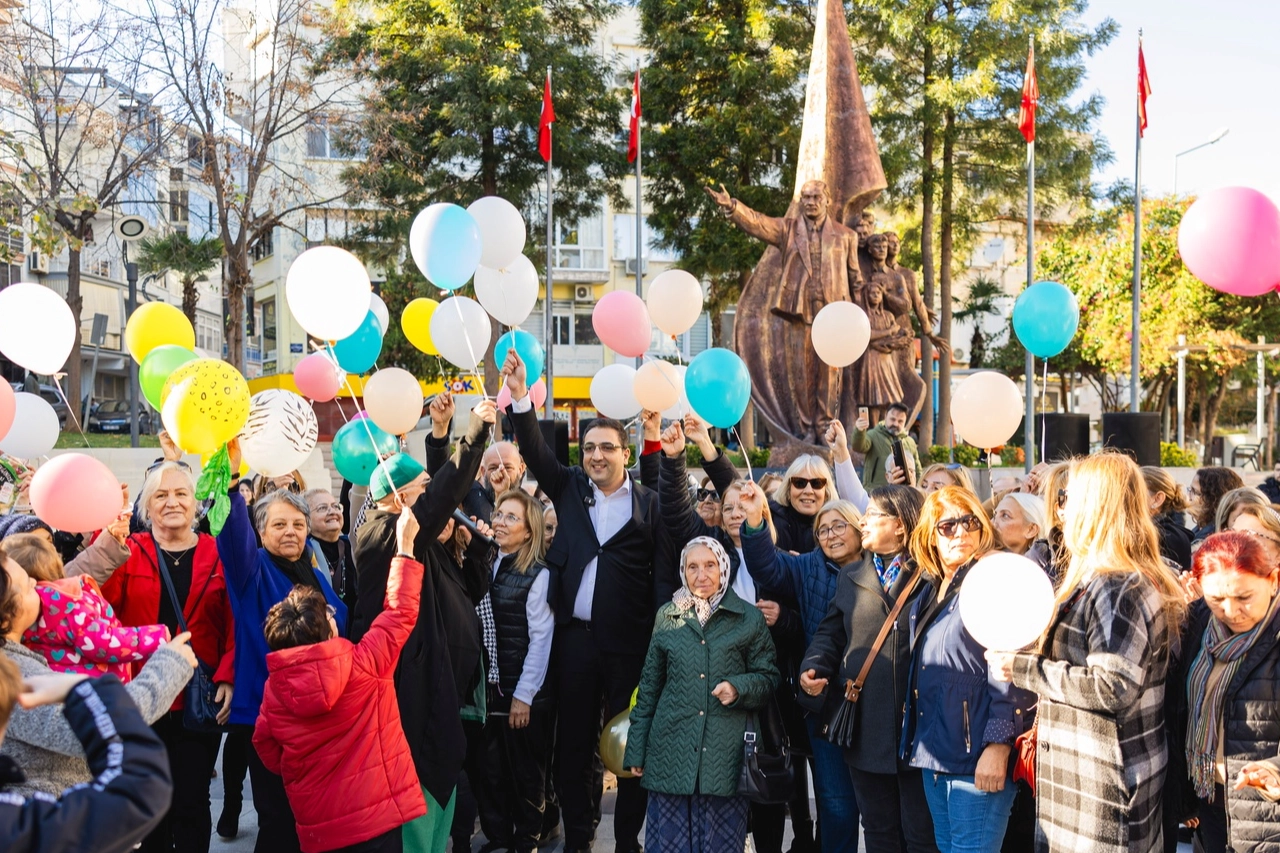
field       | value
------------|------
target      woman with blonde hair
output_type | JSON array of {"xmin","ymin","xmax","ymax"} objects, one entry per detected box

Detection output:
[
  {"xmin": 1141, "ymin": 466, "xmax": 1193, "ymax": 571},
  {"xmin": 920, "ymin": 463, "xmax": 976, "ymax": 495},
  {"xmin": 770, "ymin": 454, "xmax": 839, "ymax": 553},
  {"xmin": 989, "ymin": 452, "xmax": 1186, "ymax": 853},
  {"xmin": 900, "ymin": 486, "xmax": 1033, "ymax": 852},
  {"xmin": 1219, "ymin": 492, "xmax": 1280, "ymax": 571}
]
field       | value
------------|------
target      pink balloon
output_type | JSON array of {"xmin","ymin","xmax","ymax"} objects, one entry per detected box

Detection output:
[
  {"xmin": 592, "ymin": 291, "xmax": 652, "ymax": 357},
  {"xmin": 496, "ymin": 384, "xmax": 513, "ymax": 410},
  {"xmin": 294, "ymin": 353, "xmax": 343, "ymax": 402},
  {"xmin": 1179, "ymin": 187, "xmax": 1280, "ymax": 297},
  {"xmin": 496, "ymin": 378, "xmax": 545, "ymax": 410},
  {"xmin": 30, "ymin": 453, "xmax": 122, "ymax": 533},
  {"xmin": 0, "ymin": 382, "xmax": 14, "ymax": 444}
]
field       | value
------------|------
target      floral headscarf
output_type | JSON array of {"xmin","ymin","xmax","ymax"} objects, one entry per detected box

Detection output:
[{"xmin": 673, "ymin": 536, "xmax": 732, "ymax": 626}]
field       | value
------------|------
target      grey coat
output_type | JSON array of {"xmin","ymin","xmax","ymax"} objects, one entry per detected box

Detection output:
[
  {"xmin": 1011, "ymin": 572, "xmax": 1173, "ymax": 853},
  {"xmin": 0, "ymin": 640, "xmax": 193, "ymax": 795},
  {"xmin": 63, "ymin": 533, "xmax": 131, "ymax": 585}
]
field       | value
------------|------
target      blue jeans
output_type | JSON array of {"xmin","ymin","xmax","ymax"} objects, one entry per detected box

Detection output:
[
  {"xmin": 806, "ymin": 715, "xmax": 860, "ymax": 853},
  {"xmin": 921, "ymin": 772, "xmax": 1015, "ymax": 853}
]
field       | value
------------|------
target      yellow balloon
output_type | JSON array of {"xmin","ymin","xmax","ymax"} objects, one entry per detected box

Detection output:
[
  {"xmin": 599, "ymin": 706, "xmax": 636, "ymax": 778},
  {"xmin": 126, "ymin": 302, "xmax": 196, "ymax": 363},
  {"xmin": 401, "ymin": 298, "xmax": 439, "ymax": 356},
  {"xmin": 159, "ymin": 359, "xmax": 250, "ymax": 455},
  {"xmin": 202, "ymin": 450, "xmax": 249, "ymax": 478}
]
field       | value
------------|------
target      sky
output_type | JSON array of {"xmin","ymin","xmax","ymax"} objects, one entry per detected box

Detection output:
[{"xmin": 1080, "ymin": 0, "xmax": 1280, "ymax": 202}]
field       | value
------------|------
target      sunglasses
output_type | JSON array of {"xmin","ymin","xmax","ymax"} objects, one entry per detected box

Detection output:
[
  {"xmin": 696, "ymin": 488, "xmax": 719, "ymax": 502},
  {"xmin": 790, "ymin": 477, "xmax": 828, "ymax": 491},
  {"xmin": 1057, "ymin": 488, "xmax": 1068, "ymax": 508},
  {"xmin": 935, "ymin": 514, "xmax": 982, "ymax": 538}
]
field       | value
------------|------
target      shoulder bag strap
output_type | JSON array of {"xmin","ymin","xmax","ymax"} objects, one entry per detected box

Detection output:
[
  {"xmin": 152, "ymin": 538, "xmax": 190, "ymax": 634},
  {"xmin": 844, "ymin": 568, "xmax": 922, "ymax": 702}
]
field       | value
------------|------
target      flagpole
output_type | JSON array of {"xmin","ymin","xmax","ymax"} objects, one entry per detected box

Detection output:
[
  {"xmin": 1130, "ymin": 32, "xmax": 1143, "ymax": 414},
  {"xmin": 634, "ymin": 63, "xmax": 643, "ymax": 302},
  {"xmin": 1024, "ymin": 34, "xmax": 1035, "ymax": 474},
  {"xmin": 544, "ymin": 66, "xmax": 555, "ymax": 417}
]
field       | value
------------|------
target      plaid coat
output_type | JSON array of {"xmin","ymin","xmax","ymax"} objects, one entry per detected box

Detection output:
[{"xmin": 1011, "ymin": 572, "xmax": 1172, "ymax": 853}]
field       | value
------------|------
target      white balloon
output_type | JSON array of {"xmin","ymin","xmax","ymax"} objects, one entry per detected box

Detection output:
[
  {"xmin": 633, "ymin": 360, "xmax": 682, "ymax": 413},
  {"xmin": 959, "ymin": 552, "xmax": 1055, "ymax": 651},
  {"xmin": 363, "ymin": 367, "xmax": 425, "ymax": 436},
  {"xmin": 467, "ymin": 196, "xmax": 528, "ymax": 269},
  {"xmin": 951, "ymin": 371, "xmax": 1023, "ymax": 449},
  {"xmin": 811, "ymin": 302, "xmax": 871, "ymax": 367},
  {"xmin": 0, "ymin": 392, "xmax": 59, "ymax": 459},
  {"xmin": 0, "ymin": 283, "xmax": 76, "ymax": 375},
  {"xmin": 660, "ymin": 364, "xmax": 692, "ymax": 420},
  {"xmin": 285, "ymin": 246, "xmax": 372, "ymax": 341},
  {"xmin": 369, "ymin": 293, "xmax": 390, "ymax": 335},
  {"xmin": 430, "ymin": 296, "xmax": 492, "ymax": 371},
  {"xmin": 474, "ymin": 255, "xmax": 539, "ymax": 326},
  {"xmin": 590, "ymin": 364, "xmax": 641, "ymax": 419},
  {"xmin": 646, "ymin": 270, "xmax": 703, "ymax": 337},
  {"xmin": 238, "ymin": 389, "xmax": 319, "ymax": 478}
]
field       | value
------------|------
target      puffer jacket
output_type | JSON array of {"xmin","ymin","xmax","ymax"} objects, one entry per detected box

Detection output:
[
  {"xmin": 1180, "ymin": 599, "xmax": 1280, "ymax": 853},
  {"xmin": 1154, "ymin": 511, "xmax": 1193, "ymax": 572},
  {"xmin": 253, "ymin": 557, "xmax": 427, "ymax": 853},
  {"xmin": 624, "ymin": 591, "xmax": 778, "ymax": 797},
  {"xmin": 741, "ymin": 525, "xmax": 842, "ymax": 645}
]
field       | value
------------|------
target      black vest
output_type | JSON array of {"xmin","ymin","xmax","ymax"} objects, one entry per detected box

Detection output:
[{"xmin": 490, "ymin": 555, "xmax": 547, "ymax": 696}]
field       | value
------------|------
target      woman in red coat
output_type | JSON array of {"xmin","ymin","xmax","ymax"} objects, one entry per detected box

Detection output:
[{"xmin": 102, "ymin": 459, "xmax": 235, "ymax": 853}]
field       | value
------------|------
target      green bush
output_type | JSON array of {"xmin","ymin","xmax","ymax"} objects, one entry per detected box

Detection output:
[
  {"xmin": 927, "ymin": 444, "xmax": 981, "ymax": 467},
  {"xmin": 953, "ymin": 445, "xmax": 981, "ymax": 467},
  {"xmin": 1161, "ymin": 442, "xmax": 1199, "ymax": 467},
  {"xmin": 927, "ymin": 445, "xmax": 951, "ymax": 464},
  {"xmin": 746, "ymin": 447, "xmax": 771, "ymax": 468},
  {"xmin": 568, "ymin": 445, "xmax": 580, "ymax": 467},
  {"xmin": 685, "ymin": 444, "xmax": 705, "ymax": 468}
]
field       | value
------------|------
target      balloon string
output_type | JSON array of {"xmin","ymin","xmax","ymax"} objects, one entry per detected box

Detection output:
[
  {"xmin": 731, "ymin": 426, "xmax": 754, "ymax": 482},
  {"xmin": 51, "ymin": 374, "xmax": 91, "ymax": 449},
  {"xmin": 1039, "ymin": 360, "xmax": 1049, "ymax": 465},
  {"xmin": 333, "ymin": 395, "xmax": 350, "ymax": 424},
  {"xmin": 329, "ymin": 344, "xmax": 400, "ymax": 489}
]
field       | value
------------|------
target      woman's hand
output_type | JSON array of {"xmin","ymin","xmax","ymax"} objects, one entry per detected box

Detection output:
[
  {"xmin": 660, "ymin": 421, "xmax": 685, "ymax": 459},
  {"xmin": 984, "ymin": 650, "xmax": 1016, "ymax": 683},
  {"xmin": 429, "ymin": 392, "xmax": 455, "ymax": 438},
  {"xmin": 18, "ymin": 673, "xmax": 90, "ymax": 709},
  {"xmin": 395, "ymin": 505, "xmax": 420, "ymax": 555},
  {"xmin": 974, "ymin": 743, "xmax": 1011, "ymax": 792},
  {"xmin": 682, "ymin": 415, "xmax": 717, "ymax": 460},
  {"xmin": 159, "ymin": 430, "xmax": 183, "ymax": 463},
  {"xmin": 470, "ymin": 517, "xmax": 494, "ymax": 541},
  {"xmin": 1179, "ymin": 570, "xmax": 1203, "ymax": 603},
  {"xmin": 825, "ymin": 420, "xmax": 850, "ymax": 464},
  {"xmin": 106, "ymin": 509, "xmax": 132, "ymax": 546},
  {"xmin": 509, "ymin": 698, "xmax": 531, "ymax": 729},
  {"xmin": 1235, "ymin": 762, "xmax": 1280, "ymax": 798},
  {"xmin": 756, "ymin": 600, "xmax": 780, "ymax": 627},
  {"xmin": 711, "ymin": 681, "xmax": 738, "ymax": 706},
  {"xmin": 738, "ymin": 482, "xmax": 766, "ymax": 527},
  {"xmin": 641, "ymin": 409, "xmax": 662, "ymax": 443},
  {"xmin": 226, "ymin": 438, "xmax": 242, "ymax": 480},
  {"xmin": 164, "ymin": 631, "xmax": 199, "ymax": 669},
  {"xmin": 473, "ymin": 399, "xmax": 498, "ymax": 425},
  {"xmin": 799, "ymin": 669, "xmax": 828, "ymax": 698},
  {"xmin": 215, "ymin": 682, "xmax": 234, "ymax": 725},
  {"xmin": 629, "ymin": 766, "xmax": 644, "ymax": 777}
]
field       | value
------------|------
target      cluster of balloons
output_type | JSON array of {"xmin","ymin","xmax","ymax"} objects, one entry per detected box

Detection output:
[
  {"xmin": 285, "ymin": 245, "xmax": 393, "ymax": 375},
  {"xmin": 0, "ymin": 283, "xmax": 79, "ymax": 458},
  {"xmin": 1179, "ymin": 187, "xmax": 1280, "ymax": 297}
]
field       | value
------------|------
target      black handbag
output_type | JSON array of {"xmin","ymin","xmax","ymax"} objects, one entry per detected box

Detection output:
[
  {"xmin": 737, "ymin": 697, "xmax": 795, "ymax": 805},
  {"xmin": 153, "ymin": 539, "xmax": 224, "ymax": 733}
]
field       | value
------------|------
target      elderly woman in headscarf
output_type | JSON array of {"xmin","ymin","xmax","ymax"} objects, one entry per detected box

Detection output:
[{"xmin": 624, "ymin": 536, "xmax": 778, "ymax": 853}]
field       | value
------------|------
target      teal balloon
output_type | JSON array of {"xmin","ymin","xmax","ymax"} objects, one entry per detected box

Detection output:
[
  {"xmin": 412, "ymin": 204, "xmax": 482, "ymax": 291},
  {"xmin": 1013, "ymin": 281, "xmax": 1079, "ymax": 359},
  {"xmin": 493, "ymin": 330, "xmax": 545, "ymax": 382},
  {"xmin": 332, "ymin": 417, "xmax": 399, "ymax": 487},
  {"xmin": 685, "ymin": 347, "xmax": 752, "ymax": 429},
  {"xmin": 140, "ymin": 345, "xmax": 199, "ymax": 410},
  {"xmin": 333, "ymin": 310, "xmax": 384, "ymax": 374}
]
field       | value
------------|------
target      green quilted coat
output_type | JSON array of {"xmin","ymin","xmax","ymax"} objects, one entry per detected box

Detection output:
[{"xmin": 623, "ymin": 590, "xmax": 779, "ymax": 797}]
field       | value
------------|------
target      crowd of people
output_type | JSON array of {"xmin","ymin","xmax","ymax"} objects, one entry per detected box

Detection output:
[{"xmin": 3, "ymin": 350, "xmax": 1280, "ymax": 853}]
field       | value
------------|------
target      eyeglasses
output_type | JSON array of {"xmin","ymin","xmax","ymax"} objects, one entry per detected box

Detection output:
[
  {"xmin": 817, "ymin": 520, "xmax": 851, "ymax": 540},
  {"xmin": 1187, "ymin": 486, "xmax": 1202, "ymax": 498},
  {"xmin": 492, "ymin": 511, "xmax": 524, "ymax": 526},
  {"xmin": 935, "ymin": 514, "xmax": 982, "ymax": 538},
  {"xmin": 325, "ymin": 605, "xmax": 336, "ymax": 619},
  {"xmin": 311, "ymin": 503, "xmax": 342, "ymax": 514},
  {"xmin": 1238, "ymin": 528, "xmax": 1280, "ymax": 549},
  {"xmin": 790, "ymin": 477, "xmax": 828, "ymax": 491},
  {"xmin": 696, "ymin": 488, "xmax": 719, "ymax": 502},
  {"xmin": 582, "ymin": 442, "xmax": 623, "ymax": 456}
]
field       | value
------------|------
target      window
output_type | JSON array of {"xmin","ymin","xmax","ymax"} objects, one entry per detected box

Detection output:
[
  {"xmin": 305, "ymin": 209, "xmax": 368, "ymax": 248},
  {"xmin": 87, "ymin": 259, "xmax": 112, "ymax": 278},
  {"xmin": 251, "ymin": 228, "xmax": 274, "ymax": 262},
  {"xmin": 196, "ymin": 313, "xmax": 222, "ymax": 353},
  {"xmin": 554, "ymin": 211, "xmax": 606, "ymax": 270},
  {"xmin": 169, "ymin": 168, "xmax": 185, "ymax": 183},
  {"xmin": 573, "ymin": 313, "xmax": 600, "ymax": 346},
  {"xmin": 552, "ymin": 314, "xmax": 571, "ymax": 346},
  {"xmin": 613, "ymin": 214, "xmax": 679, "ymax": 262},
  {"xmin": 305, "ymin": 116, "xmax": 361, "ymax": 160},
  {"xmin": 169, "ymin": 190, "xmax": 189, "ymax": 223},
  {"xmin": 0, "ymin": 264, "xmax": 19, "ymax": 288},
  {"xmin": 260, "ymin": 298, "xmax": 277, "ymax": 359},
  {"xmin": 188, "ymin": 135, "xmax": 207, "ymax": 170}
]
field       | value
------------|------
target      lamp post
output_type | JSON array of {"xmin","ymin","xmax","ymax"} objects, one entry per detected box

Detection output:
[
  {"xmin": 1174, "ymin": 127, "xmax": 1230, "ymax": 196},
  {"xmin": 112, "ymin": 215, "xmax": 150, "ymax": 449}
]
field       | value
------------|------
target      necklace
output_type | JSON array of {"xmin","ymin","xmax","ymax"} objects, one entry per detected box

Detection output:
[{"xmin": 159, "ymin": 544, "xmax": 194, "ymax": 563}]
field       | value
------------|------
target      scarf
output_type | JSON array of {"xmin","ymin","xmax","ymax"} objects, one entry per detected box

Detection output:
[
  {"xmin": 269, "ymin": 550, "xmax": 322, "ymax": 592},
  {"xmin": 1186, "ymin": 593, "xmax": 1280, "ymax": 799},
  {"xmin": 873, "ymin": 553, "xmax": 903, "ymax": 592},
  {"xmin": 672, "ymin": 536, "xmax": 732, "ymax": 626}
]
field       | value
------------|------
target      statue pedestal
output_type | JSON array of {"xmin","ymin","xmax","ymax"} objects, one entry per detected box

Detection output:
[{"xmin": 766, "ymin": 436, "xmax": 832, "ymax": 469}]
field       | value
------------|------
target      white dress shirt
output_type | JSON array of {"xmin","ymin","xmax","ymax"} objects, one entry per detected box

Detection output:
[
  {"xmin": 492, "ymin": 549, "xmax": 555, "ymax": 705},
  {"xmin": 732, "ymin": 546, "xmax": 757, "ymax": 604}
]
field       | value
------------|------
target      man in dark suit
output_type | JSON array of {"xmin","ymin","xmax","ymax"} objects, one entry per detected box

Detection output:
[{"xmin": 502, "ymin": 349, "xmax": 660, "ymax": 853}]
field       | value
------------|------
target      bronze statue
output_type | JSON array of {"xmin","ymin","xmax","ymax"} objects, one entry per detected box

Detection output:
[
  {"xmin": 707, "ymin": 179, "xmax": 859, "ymax": 443},
  {"xmin": 854, "ymin": 211, "xmax": 877, "ymax": 283},
  {"xmin": 851, "ymin": 275, "xmax": 911, "ymax": 425}
]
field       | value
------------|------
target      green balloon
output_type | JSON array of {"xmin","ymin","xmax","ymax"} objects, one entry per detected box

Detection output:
[{"xmin": 140, "ymin": 345, "xmax": 199, "ymax": 410}]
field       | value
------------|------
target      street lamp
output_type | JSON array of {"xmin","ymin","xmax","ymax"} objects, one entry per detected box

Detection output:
[
  {"xmin": 1174, "ymin": 127, "xmax": 1230, "ymax": 196},
  {"xmin": 112, "ymin": 215, "xmax": 151, "ymax": 448}
]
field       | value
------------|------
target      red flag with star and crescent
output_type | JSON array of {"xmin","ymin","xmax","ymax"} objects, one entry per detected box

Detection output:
[
  {"xmin": 1138, "ymin": 44, "xmax": 1152, "ymax": 137},
  {"xmin": 627, "ymin": 70, "xmax": 641, "ymax": 163},
  {"xmin": 539, "ymin": 70, "xmax": 555, "ymax": 162},
  {"xmin": 1018, "ymin": 45, "xmax": 1038, "ymax": 144}
]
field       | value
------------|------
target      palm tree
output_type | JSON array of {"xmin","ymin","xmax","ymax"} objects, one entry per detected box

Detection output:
[
  {"xmin": 952, "ymin": 275, "xmax": 1006, "ymax": 369},
  {"xmin": 135, "ymin": 232, "xmax": 224, "ymax": 324}
]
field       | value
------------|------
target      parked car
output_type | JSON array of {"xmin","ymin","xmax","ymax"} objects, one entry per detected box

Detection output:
[
  {"xmin": 87, "ymin": 400, "xmax": 154, "ymax": 434},
  {"xmin": 10, "ymin": 383, "xmax": 71, "ymax": 430}
]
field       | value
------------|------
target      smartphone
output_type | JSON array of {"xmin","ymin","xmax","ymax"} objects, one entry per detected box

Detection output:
[
  {"xmin": 858, "ymin": 406, "xmax": 869, "ymax": 423},
  {"xmin": 891, "ymin": 438, "xmax": 908, "ymax": 477}
]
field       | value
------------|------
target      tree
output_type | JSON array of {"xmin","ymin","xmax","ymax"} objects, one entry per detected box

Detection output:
[
  {"xmin": 139, "ymin": 0, "xmax": 354, "ymax": 370},
  {"xmin": 321, "ymin": 0, "xmax": 629, "ymax": 389},
  {"xmin": 849, "ymin": 0, "xmax": 1116, "ymax": 445},
  {"xmin": 952, "ymin": 275, "xmax": 1004, "ymax": 368},
  {"xmin": 135, "ymin": 232, "xmax": 225, "ymax": 324},
  {"xmin": 0, "ymin": 0, "xmax": 171, "ymax": 419},
  {"xmin": 637, "ymin": 0, "xmax": 810, "ymax": 334}
]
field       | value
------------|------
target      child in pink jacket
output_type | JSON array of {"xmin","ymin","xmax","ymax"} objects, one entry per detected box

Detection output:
[{"xmin": 6, "ymin": 532, "xmax": 168, "ymax": 681}]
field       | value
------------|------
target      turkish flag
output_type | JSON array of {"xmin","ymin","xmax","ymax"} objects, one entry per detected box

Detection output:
[
  {"xmin": 539, "ymin": 70, "xmax": 555, "ymax": 162},
  {"xmin": 627, "ymin": 70, "xmax": 641, "ymax": 163},
  {"xmin": 1138, "ymin": 44, "xmax": 1152, "ymax": 137},
  {"xmin": 1018, "ymin": 46, "xmax": 1038, "ymax": 144}
]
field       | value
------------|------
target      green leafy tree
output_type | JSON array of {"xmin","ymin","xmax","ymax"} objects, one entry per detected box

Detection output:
[
  {"xmin": 135, "ymin": 233, "xmax": 225, "ymax": 324},
  {"xmin": 638, "ymin": 0, "xmax": 810, "ymax": 333},
  {"xmin": 952, "ymin": 275, "xmax": 1004, "ymax": 367},
  {"xmin": 321, "ymin": 0, "xmax": 629, "ymax": 388}
]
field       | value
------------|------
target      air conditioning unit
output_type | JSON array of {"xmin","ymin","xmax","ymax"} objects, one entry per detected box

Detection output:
[
  {"xmin": 574, "ymin": 284, "xmax": 595, "ymax": 302},
  {"xmin": 624, "ymin": 258, "xmax": 647, "ymax": 275},
  {"xmin": 28, "ymin": 252, "xmax": 49, "ymax": 274}
]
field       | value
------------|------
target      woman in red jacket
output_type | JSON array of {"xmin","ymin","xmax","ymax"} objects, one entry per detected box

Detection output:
[{"xmin": 102, "ymin": 459, "xmax": 235, "ymax": 853}]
